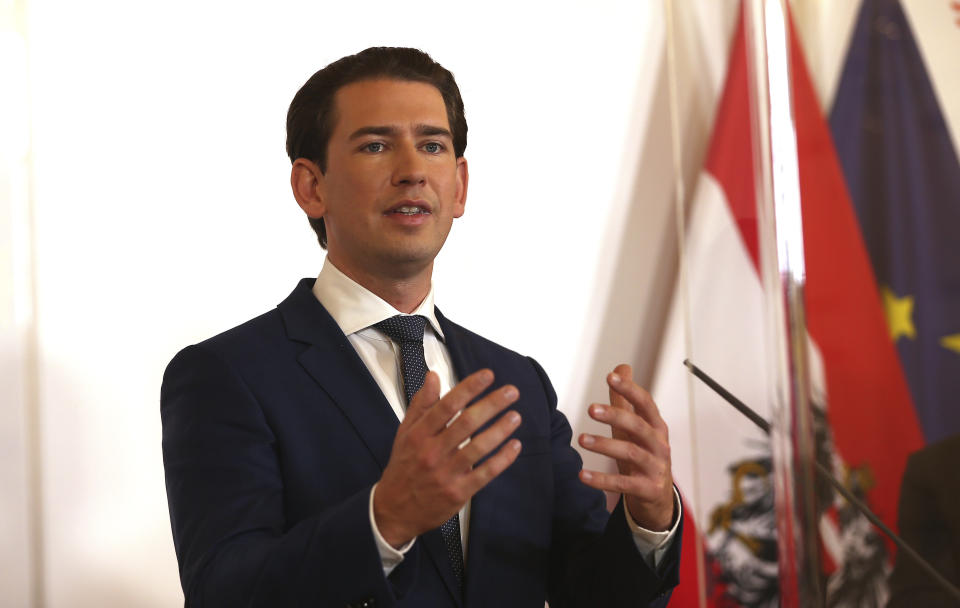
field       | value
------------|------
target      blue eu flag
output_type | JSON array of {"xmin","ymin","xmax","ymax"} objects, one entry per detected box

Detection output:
[{"xmin": 830, "ymin": 0, "xmax": 960, "ymax": 443}]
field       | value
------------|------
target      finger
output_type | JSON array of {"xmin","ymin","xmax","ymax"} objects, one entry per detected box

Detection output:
[
  {"xmin": 588, "ymin": 403, "xmax": 664, "ymax": 451},
  {"xmin": 608, "ymin": 364, "xmax": 633, "ymax": 412},
  {"xmin": 441, "ymin": 384, "xmax": 519, "ymax": 452},
  {"xmin": 462, "ymin": 438, "xmax": 522, "ymax": 496},
  {"xmin": 421, "ymin": 369, "xmax": 495, "ymax": 435},
  {"xmin": 607, "ymin": 370, "xmax": 668, "ymax": 434},
  {"xmin": 404, "ymin": 371, "xmax": 442, "ymax": 427},
  {"xmin": 580, "ymin": 433, "xmax": 657, "ymax": 471},
  {"xmin": 580, "ymin": 433, "xmax": 670, "ymax": 477},
  {"xmin": 454, "ymin": 409, "xmax": 522, "ymax": 470},
  {"xmin": 578, "ymin": 468, "xmax": 659, "ymax": 498}
]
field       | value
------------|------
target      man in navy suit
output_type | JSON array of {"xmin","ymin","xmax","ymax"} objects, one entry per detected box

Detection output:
[{"xmin": 161, "ymin": 47, "xmax": 682, "ymax": 607}]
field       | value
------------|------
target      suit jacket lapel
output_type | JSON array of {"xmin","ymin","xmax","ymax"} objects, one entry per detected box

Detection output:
[
  {"xmin": 278, "ymin": 279, "xmax": 399, "ymax": 469},
  {"xmin": 437, "ymin": 308, "xmax": 496, "ymax": 606}
]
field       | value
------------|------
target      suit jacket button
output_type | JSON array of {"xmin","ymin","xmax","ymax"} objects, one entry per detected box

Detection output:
[{"xmin": 346, "ymin": 599, "xmax": 375, "ymax": 608}]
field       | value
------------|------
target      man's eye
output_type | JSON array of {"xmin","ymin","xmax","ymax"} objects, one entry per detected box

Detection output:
[
  {"xmin": 423, "ymin": 142, "xmax": 443, "ymax": 154},
  {"xmin": 363, "ymin": 142, "xmax": 385, "ymax": 153}
]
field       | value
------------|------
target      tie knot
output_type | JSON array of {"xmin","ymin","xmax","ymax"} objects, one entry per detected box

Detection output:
[{"xmin": 374, "ymin": 315, "xmax": 427, "ymax": 344}]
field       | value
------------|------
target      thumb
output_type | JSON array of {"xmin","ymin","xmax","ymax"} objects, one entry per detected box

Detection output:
[{"xmin": 403, "ymin": 371, "xmax": 441, "ymax": 427}]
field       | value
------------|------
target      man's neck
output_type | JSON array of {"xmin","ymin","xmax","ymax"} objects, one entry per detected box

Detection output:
[{"xmin": 325, "ymin": 255, "xmax": 432, "ymax": 314}]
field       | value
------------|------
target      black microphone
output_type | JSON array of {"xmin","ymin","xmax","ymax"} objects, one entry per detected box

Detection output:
[{"xmin": 682, "ymin": 359, "xmax": 960, "ymax": 604}]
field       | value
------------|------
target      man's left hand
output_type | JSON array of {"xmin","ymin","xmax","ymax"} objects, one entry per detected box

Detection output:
[{"xmin": 578, "ymin": 363, "xmax": 675, "ymax": 531}]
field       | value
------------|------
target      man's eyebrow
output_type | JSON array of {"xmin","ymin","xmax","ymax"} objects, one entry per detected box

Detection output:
[
  {"xmin": 348, "ymin": 124, "xmax": 453, "ymax": 140},
  {"xmin": 415, "ymin": 124, "xmax": 453, "ymax": 139},
  {"xmin": 348, "ymin": 126, "xmax": 397, "ymax": 140}
]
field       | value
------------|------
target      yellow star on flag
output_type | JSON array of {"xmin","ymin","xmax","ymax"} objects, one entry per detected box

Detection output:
[
  {"xmin": 881, "ymin": 286, "xmax": 916, "ymax": 341},
  {"xmin": 941, "ymin": 334, "xmax": 960, "ymax": 355}
]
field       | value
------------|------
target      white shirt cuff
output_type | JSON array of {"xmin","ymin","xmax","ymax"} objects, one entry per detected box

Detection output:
[
  {"xmin": 623, "ymin": 487, "xmax": 682, "ymax": 569},
  {"xmin": 369, "ymin": 483, "xmax": 416, "ymax": 577}
]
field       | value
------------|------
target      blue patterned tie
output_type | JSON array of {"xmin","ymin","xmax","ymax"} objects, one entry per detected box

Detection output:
[{"xmin": 374, "ymin": 315, "xmax": 465, "ymax": 588}]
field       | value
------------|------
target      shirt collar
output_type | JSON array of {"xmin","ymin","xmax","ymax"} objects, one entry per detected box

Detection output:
[{"xmin": 312, "ymin": 257, "xmax": 445, "ymax": 340}]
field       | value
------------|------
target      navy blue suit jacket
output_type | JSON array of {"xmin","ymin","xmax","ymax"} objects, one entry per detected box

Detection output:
[{"xmin": 161, "ymin": 279, "xmax": 681, "ymax": 607}]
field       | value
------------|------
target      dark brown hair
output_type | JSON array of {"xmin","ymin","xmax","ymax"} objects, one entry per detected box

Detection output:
[{"xmin": 286, "ymin": 47, "xmax": 468, "ymax": 248}]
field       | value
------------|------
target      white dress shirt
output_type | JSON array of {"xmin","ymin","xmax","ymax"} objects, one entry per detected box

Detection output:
[{"xmin": 311, "ymin": 258, "xmax": 680, "ymax": 577}]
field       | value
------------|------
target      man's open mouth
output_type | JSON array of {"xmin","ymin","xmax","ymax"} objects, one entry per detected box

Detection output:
[{"xmin": 391, "ymin": 205, "xmax": 430, "ymax": 215}]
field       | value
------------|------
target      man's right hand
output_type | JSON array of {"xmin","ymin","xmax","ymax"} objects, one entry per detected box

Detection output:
[{"xmin": 373, "ymin": 369, "xmax": 522, "ymax": 548}]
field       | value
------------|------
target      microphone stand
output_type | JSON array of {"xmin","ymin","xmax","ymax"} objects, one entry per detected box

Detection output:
[{"xmin": 683, "ymin": 359, "xmax": 960, "ymax": 604}]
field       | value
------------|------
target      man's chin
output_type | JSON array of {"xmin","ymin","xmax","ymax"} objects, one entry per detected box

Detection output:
[
  {"xmin": 380, "ymin": 234, "xmax": 448, "ymax": 261},
  {"xmin": 374, "ymin": 244, "xmax": 441, "ymax": 276}
]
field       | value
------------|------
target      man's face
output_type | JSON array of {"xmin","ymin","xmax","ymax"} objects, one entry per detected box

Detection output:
[{"xmin": 317, "ymin": 79, "xmax": 467, "ymax": 281}]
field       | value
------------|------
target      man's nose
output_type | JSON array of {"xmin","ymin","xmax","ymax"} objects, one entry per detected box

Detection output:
[{"xmin": 392, "ymin": 144, "xmax": 427, "ymax": 186}]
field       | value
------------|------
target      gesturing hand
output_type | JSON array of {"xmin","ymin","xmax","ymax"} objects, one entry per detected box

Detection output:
[
  {"xmin": 374, "ymin": 369, "xmax": 523, "ymax": 548},
  {"xmin": 578, "ymin": 364, "xmax": 675, "ymax": 531}
]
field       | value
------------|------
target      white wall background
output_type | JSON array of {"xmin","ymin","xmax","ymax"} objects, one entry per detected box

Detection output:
[
  {"xmin": 6, "ymin": 2, "xmax": 694, "ymax": 604},
  {"xmin": 6, "ymin": 0, "xmax": 954, "ymax": 605}
]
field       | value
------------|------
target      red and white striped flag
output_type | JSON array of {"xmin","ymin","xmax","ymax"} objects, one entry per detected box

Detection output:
[{"xmin": 652, "ymin": 4, "xmax": 924, "ymax": 606}]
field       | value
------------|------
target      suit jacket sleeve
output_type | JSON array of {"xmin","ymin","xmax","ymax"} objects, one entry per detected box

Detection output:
[
  {"xmin": 887, "ymin": 438, "xmax": 960, "ymax": 607},
  {"xmin": 526, "ymin": 358, "xmax": 682, "ymax": 608},
  {"xmin": 161, "ymin": 344, "xmax": 407, "ymax": 607}
]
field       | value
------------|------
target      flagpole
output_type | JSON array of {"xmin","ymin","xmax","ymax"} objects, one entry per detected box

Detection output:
[
  {"xmin": 662, "ymin": 1, "xmax": 708, "ymax": 606},
  {"xmin": 743, "ymin": 0, "xmax": 823, "ymax": 605}
]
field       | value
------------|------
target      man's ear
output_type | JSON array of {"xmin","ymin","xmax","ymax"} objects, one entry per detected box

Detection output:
[
  {"xmin": 290, "ymin": 158, "xmax": 326, "ymax": 218},
  {"xmin": 453, "ymin": 156, "xmax": 469, "ymax": 218}
]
